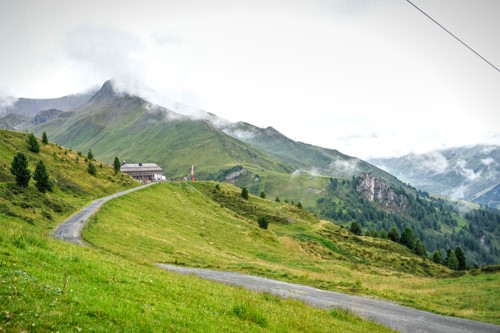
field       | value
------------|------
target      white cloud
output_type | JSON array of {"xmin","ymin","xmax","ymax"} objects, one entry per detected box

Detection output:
[
  {"xmin": 455, "ymin": 160, "xmax": 482, "ymax": 181},
  {"xmin": 416, "ymin": 152, "xmax": 449, "ymax": 174},
  {"xmin": 481, "ymin": 157, "xmax": 495, "ymax": 166}
]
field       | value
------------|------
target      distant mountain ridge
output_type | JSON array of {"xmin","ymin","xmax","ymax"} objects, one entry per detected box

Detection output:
[
  {"xmin": 1, "ymin": 89, "xmax": 96, "ymax": 117},
  {"xmin": 369, "ymin": 146, "xmax": 500, "ymax": 209}
]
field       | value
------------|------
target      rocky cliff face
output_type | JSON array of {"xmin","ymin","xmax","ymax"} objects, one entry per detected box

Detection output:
[
  {"xmin": 32, "ymin": 109, "xmax": 74, "ymax": 125},
  {"xmin": 356, "ymin": 173, "xmax": 406, "ymax": 210}
]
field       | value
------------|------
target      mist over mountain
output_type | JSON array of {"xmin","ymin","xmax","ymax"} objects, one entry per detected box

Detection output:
[
  {"xmin": 369, "ymin": 146, "xmax": 500, "ymax": 209},
  {"xmin": 0, "ymin": 89, "xmax": 97, "ymax": 117}
]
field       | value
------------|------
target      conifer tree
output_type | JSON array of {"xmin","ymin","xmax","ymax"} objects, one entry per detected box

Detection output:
[
  {"xmin": 388, "ymin": 227, "xmax": 400, "ymax": 242},
  {"xmin": 432, "ymin": 250, "xmax": 443, "ymax": 264},
  {"xmin": 455, "ymin": 246, "xmax": 467, "ymax": 270},
  {"xmin": 113, "ymin": 156, "xmax": 121, "ymax": 174},
  {"xmin": 241, "ymin": 187, "xmax": 249, "ymax": 200},
  {"xmin": 10, "ymin": 152, "xmax": 31, "ymax": 188},
  {"xmin": 88, "ymin": 162, "xmax": 97, "ymax": 176},
  {"xmin": 446, "ymin": 251, "xmax": 459, "ymax": 270},
  {"xmin": 379, "ymin": 229, "xmax": 387, "ymax": 239},
  {"xmin": 414, "ymin": 239, "xmax": 426, "ymax": 257},
  {"xmin": 33, "ymin": 160, "xmax": 52, "ymax": 193},
  {"xmin": 400, "ymin": 227, "xmax": 415, "ymax": 249},
  {"xmin": 42, "ymin": 131, "xmax": 48, "ymax": 144},
  {"xmin": 260, "ymin": 191, "xmax": 266, "ymax": 199},
  {"xmin": 350, "ymin": 221, "xmax": 362, "ymax": 235},
  {"xmin": 28, "ymin": 133, "xmax": 40, "ymax": 153},
  {"xmin": 275, "ymin": 196, "xmax": 280, "ymax": 202},
  {"xmin": 87, "ymin": 149, "xmax": 94, "ymax": 160}
]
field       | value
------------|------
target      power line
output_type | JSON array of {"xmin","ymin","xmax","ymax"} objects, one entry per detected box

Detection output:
[{"xmin": 405, "ymin": 0, "xmax": 500, "ymax": 73}]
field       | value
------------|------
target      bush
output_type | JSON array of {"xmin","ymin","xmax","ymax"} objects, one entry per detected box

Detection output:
[
  {"xmin": 296, "ymin": 202, "xmax": 303, "ymax": 209},
  {"xmin": 241, "ymin": 187, "xmax": 249, "ymax": 200},
  {"xmin": 260, "ymin": 191, "xmax": 266, "ymax": 199},
  {"xmin": 258, "ymin": 216, "xmax": 268, "ymax": 230}
]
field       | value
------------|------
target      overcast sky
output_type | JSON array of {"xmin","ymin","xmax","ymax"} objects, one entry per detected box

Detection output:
[{"xmin": 1, "ymin": 0, "xmax": 499, "ymax": 159}]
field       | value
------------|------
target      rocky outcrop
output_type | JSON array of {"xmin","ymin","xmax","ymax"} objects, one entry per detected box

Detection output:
[
  {"xmin": 31, "ymin": 109, "xmax": 74, "ymax": 125},
  {"xmin": 356, "ymin": 173, "xmax": 406, "ymax": 210}
]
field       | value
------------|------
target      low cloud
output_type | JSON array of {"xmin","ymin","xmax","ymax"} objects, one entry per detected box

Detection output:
[
  {"xmin": 481, "ymin": 146, "xmax": 498, "ymax": 154},
  {"xmin": 65, "ymin": 25, "xmax": 145, "ymax": 87},
  {"xmin": 0, "ymin": 96, "xmax": 18, "ymax": 115},
  {"xmin": 407, "ymin": 151, "xmax": 449, "ymax": 174},
  {"xmin": 481, "ymin": 157, "xmax": 495, "ymax": 167},
  {"xmin": 455, "ymin": 160, "xmax": 482, "ymax": 181},
  {"xmin": 330, "ymin": 159, "xmax": 359, "ymax": 174}
]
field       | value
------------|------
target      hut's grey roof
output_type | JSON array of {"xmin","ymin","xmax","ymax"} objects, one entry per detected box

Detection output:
[{"xmin": 120, "ymin": 163, "xmax": 163, "ymax": 173}]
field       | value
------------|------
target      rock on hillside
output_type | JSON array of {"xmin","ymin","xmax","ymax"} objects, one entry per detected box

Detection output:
[
  {"xmin": 32, "ymin": 109, "xmax": 74, "ymax": 125},
  {"xmin": 356, "ymin": 173, "xmax": 407, "ymax": 210}
]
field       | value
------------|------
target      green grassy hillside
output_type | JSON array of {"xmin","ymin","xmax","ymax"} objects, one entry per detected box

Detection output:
[
  {"xmin": 0, "ymin": 129, "xmax": 392, "ymax": 332},
  {"xmin": 84, "ymin": 181, "xmax": 500, "ymax": 324},
  {"xmin": 30, "ymin": 87, "xmax": 291, "ymax": 179}
]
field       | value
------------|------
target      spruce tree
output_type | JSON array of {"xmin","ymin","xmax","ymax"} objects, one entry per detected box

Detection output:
[
  {"xmin": 258, "ymin": 216, "xmax": 268, "ymax": 230},
  {"xmin": 88, "ymin": 162, "xmax": 97, "ymax": 176},
  {"xmin": 28, "ymin": 133, "xmax": 40, "ymax": 153},
  {"xmin": 10, "ymin": 152, "xmax": 31, "ymax": 188},
  {"xmin": 388, "ymin": 227, "xmax": 400, "ymax": 242},
  {"xmin": 33, "ymin": 160, "xmax": 52, "ymax": 193},
  {"xmin": 275, "ymin": 196, "xmax": 280, "ymax": 202},
  {"xmin": 260, "ymin": 191, "xmax": 266, "ymax": 199},
  {"xmin": 455, "ymin": 247, "xmax": 467, "ymax": 270},
  {"xmin": 414, "ymin": 239, "xmax": 426, "ymax": 257},
  {"xmin": 350, "ymin": 221, "xmax": 362, "ymax": 235},
  {"xmin": 379, "ymin": 229, "xmax": 387, "ymax": 239},
  {"xmin": 400, "ymin": 227, "xmax": 415, "ymax": 249},
  {"xmin": 241, "ymin": 187, "xmax": 249, "ymax": 200},
  {"xmin": 432, "ymin": 250, "xmax": 443, "ymax": 264},
  {"xmin": 446, "ymin": 251, "xmax": 459, "ymax": 270},
  {"xmin": 42, "ymin": 131, "xmax": 48, "ymax": 144},
  {"xmin": 113, "ymin": 156, "xmax": 121, "ymax": 174},
  {"xmin": 87, "ymin": 149, "xmax": 94, "ymax": 160}
]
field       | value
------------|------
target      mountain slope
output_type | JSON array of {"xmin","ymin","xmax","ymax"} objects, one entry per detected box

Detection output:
[
  {"xmin": 1, "ymin": 89, "xmax": 95, "ymax": 116},
  {"xmin": 369, "ymin": 146, "xmax": 500, "ymax": 208},
  {"xmin": 0, "ymin": 128, "xmax": 388, "ymax": 332},
  {"xmin": 28, "ymin": 81, "xmax": 292, "ymax": 179},
  {"xmin": 84, "ymin": 181, "xmax": 500, "ymax": 324}
]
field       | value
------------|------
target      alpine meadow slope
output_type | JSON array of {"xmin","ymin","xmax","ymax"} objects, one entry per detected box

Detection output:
[{"xmin": 0, "ymin": 128, "xmax": 392, "ymax": 332}]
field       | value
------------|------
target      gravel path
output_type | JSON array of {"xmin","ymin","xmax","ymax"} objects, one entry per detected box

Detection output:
[
  {"xmin": 53, "ymin": 183, "xmax": 155, "ymax": 244},
  {"xmin": 157, "ymin": 264, "xmax": 500, "ymax": 333}
]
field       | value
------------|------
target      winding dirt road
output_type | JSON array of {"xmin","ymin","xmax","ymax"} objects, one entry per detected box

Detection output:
[
  {"xmin": 53, "ymin": 183, "xmax": 154, "ymax": 244},
  {"xmin": 53, "ymin": 184, "xmax": 499, "ymax": 333},
  {"xmin": 157, "ymin": 264, "xmax": 500, "ymax": 333}
]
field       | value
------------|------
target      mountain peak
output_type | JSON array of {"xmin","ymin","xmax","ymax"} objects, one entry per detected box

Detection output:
[{"xmin": 89, "ymin": 79, "xmax": 118, "ymax": 102}]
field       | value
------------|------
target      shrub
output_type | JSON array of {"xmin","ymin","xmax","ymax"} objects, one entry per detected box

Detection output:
[
  {"xmin": 296, "ymin": 202, "xmax": 303, "ymax": 209},
  {"xmin": 258, "ymin": 216, "xmax": 268, "ymax": 230},
  {"xmin": 260, "ymin": 191, "xmax": 266, "ymax": 199}
]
